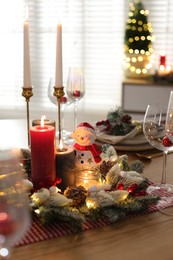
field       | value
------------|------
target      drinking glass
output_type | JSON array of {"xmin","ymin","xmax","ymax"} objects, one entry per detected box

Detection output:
[
  {"xmin": 48, "ymin": 78, "xmax": 73, "ymax": 141},
  {"xmin": 0, "ymin": 148, "xmax": 30, "ymax": 258},
  {"xmin": 166, "ymin": 90, "xmax": 173, "ymax": 136},
  {"xmin": 66, "ymin": 67, "xmax": 85, "ymax": 129},
  {"xmin": 143, "ymin": 103, "xmax": 173, "ymax": 192}
]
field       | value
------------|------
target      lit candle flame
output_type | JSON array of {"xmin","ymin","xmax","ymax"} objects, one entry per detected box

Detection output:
[
  {"xmin": 41, "ymin": 115, "xmax": 46, "ymax": 127},
  {"xmin": 59, "ymin": 139, "xmax": 64, "ymax": 151}
]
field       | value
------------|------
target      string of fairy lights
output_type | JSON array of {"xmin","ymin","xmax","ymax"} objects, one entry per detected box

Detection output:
[{"xmin": 124, "ymin": 0, "xmax": 154, "ymax": 77}]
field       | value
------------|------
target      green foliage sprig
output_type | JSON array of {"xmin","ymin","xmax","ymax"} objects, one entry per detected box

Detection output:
[{"xmin": 96, "ymin": 107, "xmax": 135, "ymax": 136}]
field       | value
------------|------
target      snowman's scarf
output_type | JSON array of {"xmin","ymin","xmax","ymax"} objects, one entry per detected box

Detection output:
[{"xmin": 74, "ymin": 143, "xmax": 102, "ymax": 163}]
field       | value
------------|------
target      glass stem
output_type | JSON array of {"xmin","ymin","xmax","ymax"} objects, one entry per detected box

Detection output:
[
  {"xmin": 161, "ymin": 151, "xmax": 168, "ymax": 184},
  {"xmin": 74, "ymin": 101, "xmax": 78, "ymax": 129}
]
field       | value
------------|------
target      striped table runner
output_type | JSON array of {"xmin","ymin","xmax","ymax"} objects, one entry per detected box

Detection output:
[{"xmin": 16, "ymin": 186, "xmax": 173, "ymax": 247}]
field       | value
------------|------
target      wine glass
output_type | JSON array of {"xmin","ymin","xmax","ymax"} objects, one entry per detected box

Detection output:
[
  {"xmin": 143, "ymin": 103, "xmax": 173, "ymax": 193},
  {"xmin": 0, "ymin": 148, "xmax": 30, "ymax": 258},
  {"xmin": 166, "ymin": 91, "xmax": 173, "ymax": 136},
  {"xmin": 48, "ymin": 78, "xmax": 73, "ymax": 141},
  {"xmin": 66, "ymin": 67, "xmax": 85, "ymax": 129}
]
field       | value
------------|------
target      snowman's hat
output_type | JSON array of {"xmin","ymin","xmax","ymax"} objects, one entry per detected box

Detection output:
[{"xmin": 77, "ymin": 122, "xmax": 95, "ymax": 135}]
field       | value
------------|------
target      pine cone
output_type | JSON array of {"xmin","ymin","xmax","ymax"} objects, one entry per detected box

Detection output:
[
  {"xmin": 64, "ymin": 185, "xmax": 88, "ymax": 207},
  {"xmin": 99, "ymin": 160, "xmax": 115, "ymax": 178},
  {"xmin": 121, "ymin": 114, "xmax": 132, "ymax": 123}
]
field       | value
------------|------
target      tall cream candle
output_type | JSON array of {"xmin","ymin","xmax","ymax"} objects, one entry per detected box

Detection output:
[
  {"xmin": 23, "ymin": 7, "xmax": 31, "ymax": 88},
  {"xmin": 55, "ymin": 23, "xmax": 63, "ymax": 88}
]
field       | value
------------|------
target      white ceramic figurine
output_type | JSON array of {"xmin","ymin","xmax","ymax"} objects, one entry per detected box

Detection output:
[{"xmin": 71, "ymin": 122, "xmax": 102, "ymax": 169}]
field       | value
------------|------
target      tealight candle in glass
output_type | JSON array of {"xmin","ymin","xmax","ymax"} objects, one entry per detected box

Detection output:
[{"xmin": 75, "ymin": 169, "xmax": 100, "ymax": 189}]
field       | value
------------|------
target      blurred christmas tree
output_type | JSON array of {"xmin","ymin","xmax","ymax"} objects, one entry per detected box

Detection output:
[{"xmin": 124, "ymin": 0, "xmax": 154, "ymax": 79}]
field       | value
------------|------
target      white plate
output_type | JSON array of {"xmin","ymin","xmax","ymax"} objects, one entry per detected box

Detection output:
[
  {"xmin": 96, "ymin": 127, "xmax": 138, "ymax": 145},
  {"xmin": 95, "ymin": 137, "xmax": 153, "ymax": 152},
  {"xmin": 113, "ymin": 143, "xmax": 153, "ymax": 151},
  {"xmin": 120, "ymin": 133, "xmax": 147, "ymax": 145}
]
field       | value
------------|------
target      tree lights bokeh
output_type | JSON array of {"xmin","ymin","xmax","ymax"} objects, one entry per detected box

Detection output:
[{"xmin": 124, "ymin": 0, "xmax": 154, "ymax": 78}]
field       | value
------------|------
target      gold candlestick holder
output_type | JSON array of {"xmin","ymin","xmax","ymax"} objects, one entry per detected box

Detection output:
[
  {"xmin": 22, "ymin": 87, "xmax": 33, "ymax": 147},
  {"xmin": 53, "ymin": 86, "xmax": 65, "ymax": 143}
]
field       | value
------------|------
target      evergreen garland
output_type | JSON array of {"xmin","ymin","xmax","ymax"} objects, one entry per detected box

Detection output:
[
  {"xmin": 96, "ymin": 107, "xmax": 135, "ymax": 136},
  {"xmin": 26, "ymin": 146, "xmax": 160, "ymax": 229}
]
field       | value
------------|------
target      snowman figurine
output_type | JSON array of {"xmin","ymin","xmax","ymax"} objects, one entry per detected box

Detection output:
[{"xmin": 71, "ymin": 122, "xmax": 102, "ymax": 169}]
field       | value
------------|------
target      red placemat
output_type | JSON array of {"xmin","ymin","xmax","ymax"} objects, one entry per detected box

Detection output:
[{"xmin": 16, "ymin": 187, "xmax": 173, "ymax": 247}]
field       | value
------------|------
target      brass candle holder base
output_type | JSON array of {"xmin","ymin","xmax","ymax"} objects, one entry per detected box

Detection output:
[
  {"xmin": 22, "ymin": 87, "xmax": 33, "ymax": 147},
  {"xmin": 53, "ymin": 86, "xmax": 65, "ymax": 142}
]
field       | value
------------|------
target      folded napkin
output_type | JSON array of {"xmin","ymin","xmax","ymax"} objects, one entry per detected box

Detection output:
[{"xmin": 96, "ymin": 126, "xmax": 138, "ymax": 145}]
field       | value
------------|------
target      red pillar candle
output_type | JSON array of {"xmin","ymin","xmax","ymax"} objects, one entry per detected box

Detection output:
[
  {"xmin": 160, "ymin": 55, "xmax": 166, "ymax": 67},
  {"xmin": 30, "ymin": 125, "xmax": 56, "ymax": 189}
]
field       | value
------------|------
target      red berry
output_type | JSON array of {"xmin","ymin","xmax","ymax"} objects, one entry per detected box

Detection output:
[
  {"xmin": 96, "ymin": 121, "xmax": 102, "ymax": 126},
  {"xmin": 105, "ymin": 119, "xmax": 110, "ymax": 125},
  {"xmin": 127, "ymin": 186, "xmax": 134, "ymax": 193},
  {"xmin": 139, "ymin": 190, "xmax": 147, "ymax": 196},
  {"xmin": 162, "ymin": 136, "xmax": 173, "ymax": 147},
  {"xmin": 131, "ymin": 183, "xmax": 138, "ymax": 189},
  {"xmin": 55, "ymin": 177, "xmax": 62, "ymax": 185},
  {"xmin": 117, "ymin": 183, "xmax": 124, "ymax": 190},
  {"xmin": 134, "ymin": 190, "xmax": 147, "ymax": 197},
  {"xmin": 127, "ymin": 183, "xmax": 138, "ymax": 193},
  {"xmin": 105, "ymin": 124, "xmax": 111, "ymax": 131}
]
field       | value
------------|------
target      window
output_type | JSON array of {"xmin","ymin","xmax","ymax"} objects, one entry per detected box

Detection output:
[{"xmin": 0, "ymin": 0, "xmax": 173, "ymax": 131}]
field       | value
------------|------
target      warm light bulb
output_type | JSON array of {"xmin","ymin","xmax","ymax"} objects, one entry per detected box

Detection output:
[
  {"xmin": 138, "ymin": 21, "xmax": 143, "ymax": 25},
  {"xmin": 142, "ymin": 68, "xmax": 147, "ymax": 74},
  {"xmin": 35, "ymin": 209, "xmax": 40, "ymax": 214},
  {"xmin": 138, "ymin": 56, "xmax": 143, "ymax": 61},
  {"xmin": 126, "ymin": 57, "xmax": 130, "ymax": 62},
  {"xmin": 135, "ymin": 36, "xmax": 139, "ymax": 41},
  {"xmin": 132, "ymin": 57, "xmax": 137, "ymax": 62},
  {"xmin": 136, "ymin": 69, "xmax": 141, "ymax": 74},
  {"xmin": 146, "ymin": 63, "xmax": 152, "ymax": 69},
  {"xmin": 130, "ymin": 66, "xmax": 135, "ymax": 72},
  {"xmin": 86, "ymin": 200, "xmax": 95, "ymax": 209}
]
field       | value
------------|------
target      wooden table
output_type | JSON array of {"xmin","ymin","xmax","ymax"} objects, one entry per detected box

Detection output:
[{"xmin": 1, "ymin": 120, "xmax": 173, "ymax": 260}]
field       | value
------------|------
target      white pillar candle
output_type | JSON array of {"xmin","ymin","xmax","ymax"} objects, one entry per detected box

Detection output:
[
  {"xmin": 55, "ymin": 23, "xmax": 63, "ymax": 88},
  {"xmin": 23, "ymin": 7, "xmax": 31, "ymax": 88}
]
